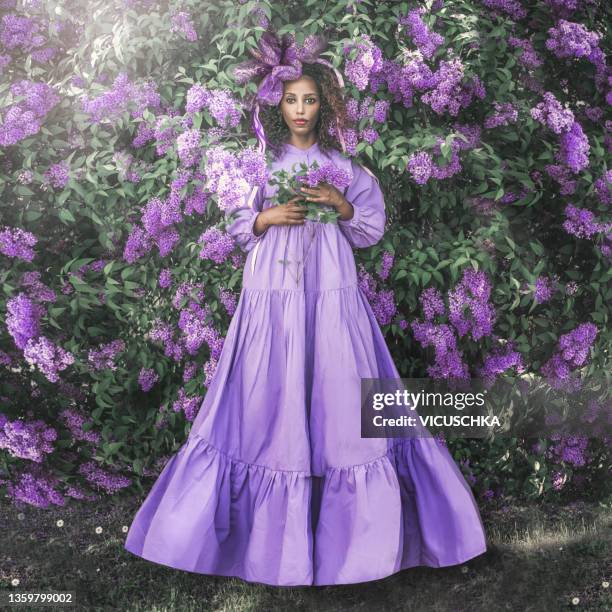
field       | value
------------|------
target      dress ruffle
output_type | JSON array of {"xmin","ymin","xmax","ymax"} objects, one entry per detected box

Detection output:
[{"xmin": 125, "ymin": 433, "xmax": 487, "ymax": 586}]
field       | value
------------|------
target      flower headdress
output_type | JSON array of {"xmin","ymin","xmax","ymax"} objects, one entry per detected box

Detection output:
[{"xmin": 230, "ymin": 31, "xmax": 346, "ymax": 155}]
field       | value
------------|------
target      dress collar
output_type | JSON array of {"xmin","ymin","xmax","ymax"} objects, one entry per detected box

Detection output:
[{"xmin": 283, "ymin": 141, "xmax": 320, "ymax": 154}]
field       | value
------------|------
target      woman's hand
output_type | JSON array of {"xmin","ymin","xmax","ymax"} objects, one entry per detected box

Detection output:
[
  {"xmin": 253, "ymin": 196, "xmax": 307, "ymax": 235},
  {"xmin": 298, "ymin": 183, "xmax": 355, "ymax": 221}
]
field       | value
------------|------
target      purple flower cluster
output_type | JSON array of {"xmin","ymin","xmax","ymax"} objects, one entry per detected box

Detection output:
[
  {"xmin": 398, "ymin": 7, "xmax": 444, "ymax": 60},
  {"xmin": 563, "ymin": 204, "xmax": 608, "ymax": 239},
  {"xmin": 158, "ymin": 268, "xmax": 173, "ymax": 288},
  {"xmin": 480, "ymin": 0, "xmax": 527, "ymax": 20},
  {"xmin": 556, "ymin": 120, "xmax": 590, "ymax": 172},
  {"xmin": 78, "ymin": 460, "xmax": 131, "ymax": 494},
  {"xmin": 545, "ymin": 19, "xmax": 603, "ymax": 63},
  {"xmin": 138, "ymin": 367, "xmax": 159, "ymax": 392},
  {"xmin": 23, "ymin": 336, "xmax": 75, "ymax": 383},
  {"xmin": 508, "ymin": 36, "xmax": 544, "ymax": 70},
  {"xmin": 593, "ymin": 169, "xmax": 612, "ymax": 206},
  {"xmin": 204, "ymin": 145, "xmax": 268, "ymax": 211},
  {"xmin": 198, "ymin": 226, "xmax": 236, "ymax": 264},
  {"xmin": 378, "ymin": 251, "xmax": 394, "ymax": 281},
  {"xmin": 219, "ymin": 287, "xmax": 237, "ymax": 316},
  {"xmin": 411, "ymin": 321, "xmax": 469, "ymax": 380},
  {"xmin": 87, "ymin": 339, "xmax": 125, "ymax": 371},
  {"xmin": 540, "ymin": 322, "xmax": 598, "ymax": 390},
  {"xmin": 420, "ymin": 58, "xmax": 486, "ymax": 117},
  {"xmin": 170, "ymin": 10, "xmax": 197, "ymax": 42},
  {"xmin": 6, "ymin": 293, "xmax": 45, "ymax": 349},
  {"xmin": 548, "ymin": 434, "xmax": 589, "ymax": 467},
  {"xmin": 0, "ymin": 413, "xmax": 57, "ymax": 462},
  {"xmin": 80, "ymin": 72, "xmax": 161, "ymax": 124},
  {"xmin": 7, "ymin": 465, "xmax": 65, "ymax": 508},
  {"xmin": 484, "ymin": 102, "xmax": 518, "ymax": 129},
  {"xmin": 0, "ymin": 80, "xmax": 60, "ymax": 146},
  {"xmin": 172, "ymin": 388, "xmax": 202, "ymax": 422},
  {"xmin": 342, "ymin": 34, "xmax": 383, "ymax": 91},
  {"xmin": 530, "ymin": 92, "xmax": 575, "ymax": 135},
  {"xmin": 448, "ymin": 269, "xmax": 495, "ymax": 341},
  {"xmin": 203, "ymin": 357, "xmax": 218, "ymax": 388},
  {"xmin": 59, "ymin": 408, "xmax": 101, "ymax": 444},
  {"xmin": 304, "ymin": 161, "xmax": 353, "ymax": 191},
  {"xmin": 476, "ymin": 340, "xmax": 525, "ymax": 388},
  {"xmin": 0, "ymin": 226, "xmax": 37, "ymax": 262},
  {"xmin": 345, "ymin": 95, "xmax": 389, "ymax": 145},
  {"xmin": 206, "ymin": 89, "xmax": 241, "ymax": 129},
  {"xmin": 534, "ymin": 275, "xmax": 557, "ymax": 304},
  {"xmin": 357, "ymin": 265, "xmax": 397, "ymax": 326},
  {"xmin": 42, "ymin": 160, "xmax": 71, "ymax": 189}
]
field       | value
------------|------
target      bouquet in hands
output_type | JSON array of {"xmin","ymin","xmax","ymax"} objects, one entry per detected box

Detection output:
[{"xmin": 268, "ymin": 160, "xmax": 353, "ymax": 223}]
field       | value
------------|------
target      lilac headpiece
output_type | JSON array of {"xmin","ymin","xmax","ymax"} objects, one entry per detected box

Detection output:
[{"xmin": 231, "ymin": 31, "xmax": 346, "ymax": 155}]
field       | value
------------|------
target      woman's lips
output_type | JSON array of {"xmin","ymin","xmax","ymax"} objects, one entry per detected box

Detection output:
[{"xmin": 294, "ymin": 120, "xmax": 307, "ymax": 125}]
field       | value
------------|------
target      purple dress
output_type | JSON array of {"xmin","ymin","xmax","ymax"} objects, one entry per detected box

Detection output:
[{"xmin": 124, "ymin": 141, "xmax": 487, "ymax": 586}]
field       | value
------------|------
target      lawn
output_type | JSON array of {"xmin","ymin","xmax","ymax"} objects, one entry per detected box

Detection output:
[{"xmin": 1, "ymin": 493, "xmax": 610, "ymax": 611}]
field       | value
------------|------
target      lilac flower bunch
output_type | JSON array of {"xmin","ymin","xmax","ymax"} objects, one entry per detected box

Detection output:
[
  {"xmin": 7, "ymin": 465, "xmax": 66, "ymax": 508},
  {"xmin": 59, "ymin": 408, "xmax": 102, "ymax": 444},
  {"xmin": 271, "ymin": 159, "xmax": 353, "ymax": 223},
  {"xmin": 198, "ymin": 227, "xmax": 236, "ymax": 264},
  {"xmin": 448, "ymin": 269, "xmax": 496, "ymax": 341},
  {"xmin": 204, "ymin": 145, "xmax": 268, "ymax": 212},
  {"xmin": 562, "ymin": 204, "xmax": 609, "ymax": 240},
  {"xmin": 475, "ymin": 340, "xmax": 525, "ymax": 388},
  {"xmin": 23, "ymin": 336, "xmax": 75, "ymax": 383},
  {"xmin": 185, "ymin": 83, "xmax": 242, "ymax": 129},
  {"xmin": 87, "ymin": 339, "xmax": 126, "ymax": 371},
  {"xmin": 0, "ymin": 80, "xmax": 60, "ymax": 146},
  {"xmin": 80, "ymin": 72, "xmax": 161, "ymax": 124},
  {"xmin": 342, "ymin": 34, "xmax": 383, "ymax": 91},
  {"xmin": 420, "ymin": 58, "xmax": 486, "ymax": 117},
  {"xmin": 0, "ymin": 413, "xmax": 57, "ymax": 463},
  {"xmin": 169, "ymin": 10, "xmax": 198, "ymax": 42},
  {"xmin": 345, "ymin": 95, "xmax": 390, "ymax": 145},
  {"xmin": 172, "ymin": 388, "xmax": 202, "ymax": 422},
  {"xmin": 0, "ymin": 226, "xmax": 38, "ymax": 262},
  {"xmin": 398, "ymin": 7, "xmax": 444, "ymax": 60},
  {"xmin": 138, "ymin": 367, "xmax": 159, "ymax": 392},
  {"xmin": 357, "ymin": 265, "xmax": 397, "ymax": 326},
  {"xmin": 78, "ymin": 460, "xmax": 131, "ymax": 494},
  {"xmin": 540, "ymin": 322, "xmax": 598, "ymax": 391}
]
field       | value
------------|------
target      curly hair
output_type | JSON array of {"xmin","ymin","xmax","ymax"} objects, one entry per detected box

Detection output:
[{"xmin": 256, "ymin": 63, "xmax": 353, "ymax": 160}]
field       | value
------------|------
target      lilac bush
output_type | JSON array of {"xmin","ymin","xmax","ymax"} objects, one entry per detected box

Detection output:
[{"xmin": 0, "ymin": 0, "xmax": 610, "ymax": 509}]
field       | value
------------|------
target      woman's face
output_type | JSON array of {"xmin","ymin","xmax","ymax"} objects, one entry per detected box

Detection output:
[{"xmin": 279, "ymin": 75, "xmax": 321, "ymax": 138}]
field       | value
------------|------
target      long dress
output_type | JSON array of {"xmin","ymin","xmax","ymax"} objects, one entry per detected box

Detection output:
[{"xmin": 124, "ymin": 141, "xmax": 487, "ymax": 586}]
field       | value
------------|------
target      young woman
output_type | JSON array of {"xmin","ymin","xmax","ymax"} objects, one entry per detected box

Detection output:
[{"xmin": 124, "ymin": 58, "xmax": 487, "ymax": 587}]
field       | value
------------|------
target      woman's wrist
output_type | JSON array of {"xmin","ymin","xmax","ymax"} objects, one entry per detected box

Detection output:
[
  {"xmin": 253, "ymin": 211, "xmax": 269, "ymax": 236},
  {"xmin": 336, "ymin": 197, "xmax": 354, "ymax": 221}
]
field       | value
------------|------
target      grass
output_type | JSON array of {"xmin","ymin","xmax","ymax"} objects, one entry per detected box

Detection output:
[{"xmin": 1, "ymin": 493, "xmax": 610, "ymax": 612}]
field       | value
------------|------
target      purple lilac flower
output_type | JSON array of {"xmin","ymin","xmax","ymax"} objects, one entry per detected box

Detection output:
[
  {"xmin": 530, "ymin": 91, "xmax": 575, "ymax": 134},
  {"xmin": 7, "ymin": 466, "xmax": 65, "ymax": 508},
  {"xmin": 78, "ymin": 461, "xmax": 131, "ymax": 493},
  {"xmin": 480, "ymin": 0, "xmax": 527, "ymax": 20},
  {"xmin": 484, "ymin": 102, "xmax": 519, "ymax": 129},
  {"xmin": 138, "ymin": 367, "xmax": 159, "ymax": 391},
  {"xmin": 545, "ymin": 19, "xmax": 602, "ymax": 62},
  {"xmin": 378, "ymin": 251, "xmax": 394, "ymax": 281},
  {"xmin": 419, "ymin": 287, "xmax": 446, "ymax": 321},
  {"xmin": 448, "ymin": 269, "xmax": 495, "ymax": 341},
  {"xmin": 0, "ymin": 414, "xmax": 57, "ymax": 462},
  {"xmin": 593, "ymin": 169, "xmax": 612, "ymax": 206},
  {"xmin": 23, "ymin": 336, "xmax": 75, "ymax": 383},
  {"xmin": 198, "ymin": 227, "xmax": 235, "ymax": 264},
  {"xmin": 398, "ymin": 7, "xmax": 445, "ymax": 60},
  {"xmin": 219, "ymin": 287, "xmax": 237, "ymax": 316},
  {"xmin": 59, "ymin": 408, "xmax": 102, "ymax": 444},
  {"xmin": 43, "ymin": 160, "xmax": 70, "ymax": 189},
  {"xmin": 556, "ymin": 121, "xmax": 590, "ymax": 172},
  {"xmin": 562, "ymin": 204, "xmax": 606, "ymax": 239},
  {"xmin": 172, "ymin": 388, "xmax": 202, "ymax": 422},
  {"xmin": 508, "ymin": 36, "xmax": 544, "ymax": 69},
  {"xmin": 203, "ymin": 357, "xmax": 217, "ymax": 387},
  {"xmin": 158, "ymin": 268, "xmax": 173, "ymax": 288},
  {"xmin": 534, "ymin": 276, "xmax": 556, "ymax": 304},
  {"xmin": 549, "ymin": 434, "xmax": 589, "ymax": 467},
  {"xmin": 407, "ymin": 151, "xmax": 433, "ymax": 184},
  {"xmin": 6, "ymin": 293, "xmax": 45, "ymax": 349},
  {"xmin": 342, "ymin": 34, "xmax": 383, "ymax": 91},
  {"xmin": 476, "ymin": 340, "xmax": 525, "ymax": 387},
  {"xmin": 0, "ymin": 226, "xmax": 38, "ymax": 262},
  {"xmin": 305, "ymin": 161, "xmax": 353, "ymax": 190},
  {"xmin": 170, "ymin": 10, "xmax": 197, "ymax": 42},
  {"xmin": 540, "ymin": 322, "xmax": 598, "ymax": 390},
  {"xmin": 0, "ymin": 80, "xmax": 60, "ymax": 146},
  {"xmin": 87, "ymin": 339, "xmax": 125, "ymax": 371}
]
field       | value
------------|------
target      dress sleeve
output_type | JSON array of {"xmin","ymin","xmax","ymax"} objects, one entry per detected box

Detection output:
[
  {"xmin": 338, "ymin": 159, "xmax": 386, "ymax": 249},
  {"xmin": 224, "ymin": 185, "xmax": 269, "ymax": 253}
]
